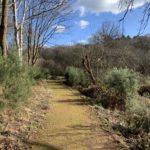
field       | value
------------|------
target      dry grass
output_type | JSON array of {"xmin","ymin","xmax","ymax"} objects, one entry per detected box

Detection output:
[{"xmin": 0, "ymin": 80, "xmax": 51, "ymax": 150}]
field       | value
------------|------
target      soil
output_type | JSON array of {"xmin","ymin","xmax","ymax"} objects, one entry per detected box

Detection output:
[{"xmin": 31, "ymin": 80, "xmax": 125, "ymax": 150}]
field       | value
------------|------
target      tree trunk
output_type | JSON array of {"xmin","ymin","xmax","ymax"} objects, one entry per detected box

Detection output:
[
  {"xmin": 27, "ymin": 22, "xmax": 32, "ymax": 65},
  {"xmin": 82, "ymin": 55, "xmax": 97, "ymax": 85},
  {"xmin": 12, "ymin": 0, "xmax": 21, "ymax": 60},
  {"xmin": 20, "ymin": 25, "xmax": 24, "ymax": 62},
  {"xmin": 0, "ymin": 0, "xmax": 9, "ymax": 59}
]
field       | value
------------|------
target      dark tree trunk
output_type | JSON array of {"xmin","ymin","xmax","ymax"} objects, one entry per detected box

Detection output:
[{"xmin": 0, "ymin": 0, "xmax": 9, "ymax": 59}]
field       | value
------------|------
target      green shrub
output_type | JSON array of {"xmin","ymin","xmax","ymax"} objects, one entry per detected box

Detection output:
[
  {"xmin": 0, "ymin": 101, "xmax": 5, "ymax": 110},
  {"xmin": 28, "ymin": 67, "xmax": 50, "ymax": 81},
  {"xmin": 50, "ymin": 67, "xmax": 64, "ymax": 78},
  {"xmin": 65, "ymin": 66, "xmax": 89, "ymax": 86},
  {"xmin": 28, "ymin": 66, "xmax": 41, "ymax": 80},
  {"xmin": 2, "ymin": 51, "xmax": 31, "ymax": 106},
  {"xmin": 103, "ymin": 68, "xmax": 138, "ymax": 110},
  {"xmin": 126, "ymin": 100, "xmax": 150, "ymax": 149},
  {"xmin": 78, "ymin": 69, "xmax": 89, "ymax": 86},
  {"xmin": 41, "ymin": 68, "xmax": 50, "ymax": 79},
  {"xmin": 0, "ymin": 56, "xmax": 7, "ymax": 84},
  {"xmin": 127, "ymin": 99, "xmax": 150, "ymax": 133},
  {"xmin": 65, "ymin": 67, "xmax": 80, "ymax": 86}
]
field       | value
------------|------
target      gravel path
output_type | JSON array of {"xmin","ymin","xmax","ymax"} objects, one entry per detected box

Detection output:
[{"xmin": 31, "ymin": 80, "xmax": 122, "ymax": 150}]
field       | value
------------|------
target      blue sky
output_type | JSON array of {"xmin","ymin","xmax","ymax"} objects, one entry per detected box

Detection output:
[{"xmin": 49, "ymin": 0, "xmax": 150, "ymax": 46}]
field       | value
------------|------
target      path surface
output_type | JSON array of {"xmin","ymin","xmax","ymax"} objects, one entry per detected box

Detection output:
[{"xmin": 31, "ymin": 80, "xmax": 122, "ymax": 150}]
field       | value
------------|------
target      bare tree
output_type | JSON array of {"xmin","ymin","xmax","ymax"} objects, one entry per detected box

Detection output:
[
  {"xmin": 10, "ymin": 0, "xmax": 71, "ymax": 64},
  {"xmin": 119, "ymin": 0, "xmax": 150, "ymax": 33},
  {"xmin": 12, "ymin": 0, "xmax": 31, "ymax": 62},
  {"xmin": 81, "ymin": 44, "xmax": 106, "ymax": 85},
  {"xmin": 89, "ymin": 21, "xmax": 121, "ymax": 44},
  {"xmin": 25, "ymin": 0, "xmax": 71, "ymax": 65},
  {"xmin": 0, "ymin": 0, "xmax": 9, "ymax": 59}
]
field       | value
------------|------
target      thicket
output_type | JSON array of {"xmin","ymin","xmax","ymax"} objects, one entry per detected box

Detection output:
[
  {"xmin": 65, "ymin": 66, "xmax": 89, "ymax": 87},
  {"xmin": 39, "ymin": 45, "xmax": 83, "ymax": 78},
  {"xmin": 40, "ymin": 36, "xmax": 150, "ymax": 79},
  {"xmin": 101, "ymin": 68, "xmax": 150, "ymax": 149},
  {"xmin": 125, "ymin": 99, "xmax": 150, "ymax": 149},
  {"xmin": 28, "ymin": 66, "xmax": 50, "ymax": 81},
  {"xmin": 97, "ymin": 68, "xmax": 137, "ymax": 110},
  {"xmin": 0, "ymin": 51, "xmax": 32, "ymax": 107}
]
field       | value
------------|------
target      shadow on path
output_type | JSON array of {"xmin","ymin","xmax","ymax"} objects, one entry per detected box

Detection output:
[
  {"xmin": 24, "ymin": 140, "xmax": 60, "ymax": 150},
  {"xmin": 55, "ymin": 98, "xmax": 91, "ymax": 106}
]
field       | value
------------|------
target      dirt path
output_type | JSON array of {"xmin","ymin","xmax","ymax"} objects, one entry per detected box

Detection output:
[{"xmin": 31, "ymin": 80, "xmax": 122, "ymax": 150}]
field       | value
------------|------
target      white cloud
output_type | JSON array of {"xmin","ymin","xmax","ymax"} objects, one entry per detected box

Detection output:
[
  {"xmin": 77, "ymin": 0, "xmax": 149, "ymax": 15},
  {"xmin": 76, "ymin": 20, "xmax": 89, "ymax": 29},
  {"xmin": 78, "ymin": 39, "xmax": 88, "ymax": 44},
  {"xmin": 53, "ymin": 25, "xmax": 66, "ymax": 33},
  {"xmin": 78, "ymin": 6, "xmax": 86, "ymax": 16}
]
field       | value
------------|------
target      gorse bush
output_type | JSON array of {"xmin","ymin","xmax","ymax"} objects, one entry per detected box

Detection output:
[
  {"xmin": 28, "ymin": 66, "xmax": 50, "ymax": 80},
  {"xmin": 126, "ymin": 99, "xmax": 150, "ymax": 149},
  {"xmin": 127, "ymin": 101, "xmax": 150, "ymax": 133},
  {"xmin": 65, "ymin": 66, "xmax": 89, "ymax": 86},
  {"xmin": 0, "ymin": 55, "xmax": 7, "ymax": 84},
  {"xmin": 39, "ymin": 68, "xmax": 50, "ymax": 79},
  {"xmin": 0, "ymin": 51, "xmax": 32, "ymax": 107},
  {"xmin": 65, "ymin": 67, "xmax": 81, "ymax": 86},
  {"xmin": 103, "ymin": 68, "xmax": 138, "ymax": 110},
  {"xmin": 28, "ymin": 66, "xmax": 40, "ymax": 84},
  {"xmin": 50, "ymin": 67, "xmax": 64, "ymax": 78},
  {"xmin": 78, "ymin": 69, "xmax": 89, "ymax": 86},
  {"xmin": 102, "ymin": 68, "xmax": 149, "ymax": 148},
  {"xmin": 105, "ymin": 68, "xmax": 138, "ymax": 99}
]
